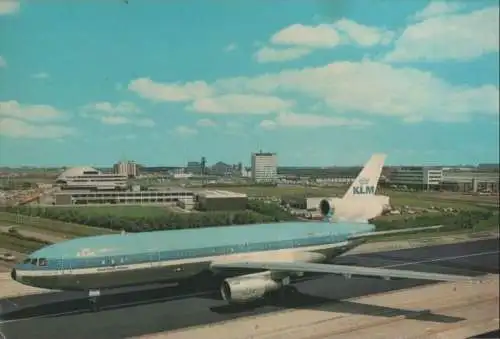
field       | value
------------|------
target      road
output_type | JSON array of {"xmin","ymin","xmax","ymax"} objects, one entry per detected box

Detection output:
[{"xmin": 0, "ymin": 239, "xmax": 498, "ymax": 339}]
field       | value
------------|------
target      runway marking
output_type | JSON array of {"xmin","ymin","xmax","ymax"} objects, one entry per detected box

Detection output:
[
  {"xmin": 0, "ymin": 249, "xmax": 497, "ymax": 325},
  {"xmin": 381, "ymin": 250, "xmax": 500, "ymax": 269}
]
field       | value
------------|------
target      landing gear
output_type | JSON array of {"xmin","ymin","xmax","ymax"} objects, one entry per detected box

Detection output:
[
  {"xmin": 280, "ymin": 285, "xmax": 299, "ymax": 298},
  {"xmin": 268, "ymin": 285, "xmax": 299, "ymax": 304},
  {"xmin": 88, "ymin": 289, "xmax": 101, "ymax": 312}
]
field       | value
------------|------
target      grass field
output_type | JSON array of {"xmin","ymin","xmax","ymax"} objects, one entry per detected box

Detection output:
[
  {"xmin": 0, "ymin": 233, "xmax": 46, "ymax": 253},
  {"xmin": 0, "ymin": 212, "xmax": 115, "ymax": 238},
  {"xmin": 28, "ymin": 186, "xmax": 497, "ymax": 219},
  {"xmin": 48, "ymin": 205, "xmax": 174, "ymax": 218},
  {"xmin": 211, "ymin": 185, "xmax": 498, "ymax": 209}
]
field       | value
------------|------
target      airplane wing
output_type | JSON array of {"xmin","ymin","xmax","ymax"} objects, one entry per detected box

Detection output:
[
  {"xmin": 210, "ymin": 260, "xmax": 479, "ymax": 282},
  {"xmin": 348, "ymin": 225, "xmax": 444, "ymax": 240}
]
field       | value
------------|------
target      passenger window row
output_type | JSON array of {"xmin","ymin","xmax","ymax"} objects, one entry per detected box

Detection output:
[
  {"xmin": 22, "ymin": 258, "xmax": 48, "ymax": 266},
  {"xmin": 24, "ymin": 235, "xmax": 340, "ymax": 268}
]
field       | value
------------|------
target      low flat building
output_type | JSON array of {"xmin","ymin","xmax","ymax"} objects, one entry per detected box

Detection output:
[
  {"xmin": 441, "ymin": 169, "xmax": 499, "ymax": 192},
  {"xmin": 388, "ymin": 166, "xmax": 443, "ymax": 190},
  {"xmin": 54, "ymin": 189, "xmax": 194, "ymax": 205},
  {"xmin": 196, "ymin": 190, "xmax": 248, "ymax": 211},
  {"xmin": 388, "ymin": 166, "xmax": 499, "ymax": 193}
]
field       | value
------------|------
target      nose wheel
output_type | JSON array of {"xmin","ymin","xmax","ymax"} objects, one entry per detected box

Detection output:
[{"xmin": 88, "ymin": 289, "xmax": 101, "ymax": 312}]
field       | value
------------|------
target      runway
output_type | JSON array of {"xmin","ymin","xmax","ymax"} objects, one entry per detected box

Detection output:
[{"xmin": 1, "ymin": 239, "xmax": 498, "ymax": 339}]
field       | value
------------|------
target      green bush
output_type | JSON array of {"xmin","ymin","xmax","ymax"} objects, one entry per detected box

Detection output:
[
  {"xmin": 246, "ymin": 200, "xmax": 298, "ymax": 222},
  {"xmin": 7, "ymin": 205, "xmax": 277, "ymax": 233},
  {"xmin": 372, "ymin": 210, "xmax": 494, "ymax": 232}
]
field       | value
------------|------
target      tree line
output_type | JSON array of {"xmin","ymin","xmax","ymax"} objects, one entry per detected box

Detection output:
[
  {"xmin": 4, "ymin": 204, "xmax": 495, "ymax": 234},
  {"xmin": 5, "ymin": 200, "xmax": 297, "ymax": 232}
]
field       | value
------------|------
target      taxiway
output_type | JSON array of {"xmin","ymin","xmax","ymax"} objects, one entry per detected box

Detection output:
[{"xmin": 0, "ymin": 238, "xmax": 498, "ymax": 339}]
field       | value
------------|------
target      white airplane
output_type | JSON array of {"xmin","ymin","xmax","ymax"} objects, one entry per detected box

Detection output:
[{"xmin": 11, "ymin": 153, "xmax": 478, "ymax": 312}]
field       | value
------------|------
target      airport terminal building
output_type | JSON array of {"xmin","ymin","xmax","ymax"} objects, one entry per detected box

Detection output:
[
  {"xmin": 54, "ymin": 189, "xmax": 195, "ymax": 205},
  {"xmin": 388, "ymin": 166, "xmax": 499, "ymax": 192}
]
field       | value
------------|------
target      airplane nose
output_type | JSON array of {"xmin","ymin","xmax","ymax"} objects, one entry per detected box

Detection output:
[{"xmin": 10, "ymin": 268, "xmax": 16, "ymax": 281}]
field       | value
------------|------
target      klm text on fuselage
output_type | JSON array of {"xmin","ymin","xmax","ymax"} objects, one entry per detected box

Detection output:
[{"xmin": 352, "ymin": 185, "xmax": 376, "ymax": 195}]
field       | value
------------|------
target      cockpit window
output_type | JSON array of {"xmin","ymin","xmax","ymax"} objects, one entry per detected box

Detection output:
[
  {"xmin": 39, "ymin": 258, "xmax": 48, "ymax": 266},
  {"xmin": 23, "ymin": 258, "xmax": 31, "ymax": 264},
  {"xmin": 30, "ymin": 258, "xmax": 38, "ymax": 265}
]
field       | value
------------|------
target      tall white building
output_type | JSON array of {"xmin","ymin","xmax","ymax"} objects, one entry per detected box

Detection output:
[
  {"xmin": 113, "ymin": 160, "xmax": 138, "ymax": 178},
  {"xmin": 251, "ymin": 152, "xmax": 278, "ymax": 182}
]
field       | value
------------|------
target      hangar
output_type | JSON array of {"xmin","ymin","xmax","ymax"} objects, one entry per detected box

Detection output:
[{"xmin": 196, "ymin": 190, "xmax": 248, "ymax": 211}]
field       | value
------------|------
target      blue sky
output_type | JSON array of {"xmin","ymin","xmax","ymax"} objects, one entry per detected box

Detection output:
[{"xmin": 0, "ymin": 0, "xmax": 498, "ymax": 167}]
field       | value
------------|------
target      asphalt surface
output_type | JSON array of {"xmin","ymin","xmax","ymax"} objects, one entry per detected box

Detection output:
[
  {"xmin": 0, "ymin": 239, "xmax": 498, "ymax": 339},
  {"xmin": 472, "ymin": 329, "xmax": 500, "ymax": 338}
]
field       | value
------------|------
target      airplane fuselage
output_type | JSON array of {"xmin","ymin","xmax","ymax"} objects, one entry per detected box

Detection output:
[{"xmin": 12, "ymin": 222, "xmax": 374, "ymax": 292}]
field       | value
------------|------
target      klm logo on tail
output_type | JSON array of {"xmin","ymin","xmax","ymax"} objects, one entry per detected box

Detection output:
[{"xmin": 352, "ymin": 177, "xmax": 376, "ymax": 195}]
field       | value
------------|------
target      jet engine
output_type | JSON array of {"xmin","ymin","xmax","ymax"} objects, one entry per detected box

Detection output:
[
  {"xmin": 319, "ymin": 196, "xmax": 391, "ymax": 222},
  {"xmin": 220, "ymin": 274, "xmax": 284, "ymax": 303},
  {"xmin": 319, "ymin": 198, "xmax": 337, "ymax": 218}
]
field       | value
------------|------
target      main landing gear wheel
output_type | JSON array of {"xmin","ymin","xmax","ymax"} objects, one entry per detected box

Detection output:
[
  {"xmin": 269, "ymin": 285, "xmax": 299, "ymax": 303},
  {"xmin": 89, "ymin": 297, "xmax": 100, "ymax": 312},
  {"xmin": 280, "ymin": 285, "xmax": 298, "ymax": 298}
]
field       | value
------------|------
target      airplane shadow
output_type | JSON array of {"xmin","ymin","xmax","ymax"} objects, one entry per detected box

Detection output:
[
  {"xmin": 1, "ymin": 283, "xmax": 215, "ymax": 321},
  {"xmin": 1, "ymin": 277, "xmax": 463, "ymax": 325},
  {"xmin": 207, "ymin": 287, "xmax": 463, "ymax": 323}
]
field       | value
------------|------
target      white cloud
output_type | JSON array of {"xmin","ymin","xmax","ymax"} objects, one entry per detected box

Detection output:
[
  {"xmin": 271, "ymin": 24, "xmax": 342, "ymax": 48},
  {"xmin": 189, "ymin": 94, "xmax": 294, "ymax": 114},
  {"xmin": 0, "ymin": 1, "xmax": 19, "ymax": 15},
  {"xmin": 82, "ymin": 101, "xmax": 154, "ymax": 127},
  {"xmin": 131, "ymin": 58, "xmax": 498, "ymax": 123},
  {"xmin": 257, "ymin": 20, "xmax": 394, "ymax": 63},
  {"xmin": 260, "ymin": 112, "xmax": 372, "ymax": 130},
  {"xmin": 0, "ymin": 56, "xmax": 6, "ymax": 68},
  {"xmin": 173, "ymin": 125, "xmax": 197, "ymax": 136},
  {"xmin": 135, "ymin": 118, "xmax": 155, "ymax": 127},
  {"xmin": 107, "ymin": 134, "xmax": 137, "ymax": 141},
  {"xmin": 128, "ymin": 78, "xmax": 213, "ymax": 102},
  {"xmin": 0, "ymin": 100, "xmax": 65, "ymax": 121},
  {"xmin": 100, "ymin": 116, "xmax": 129, "ymax": 125},
  {"xmin": 196, "ymin": 118, "xmax": 217, "ymax": 127},
  {"xmin": 254, "ymin": 46, "xmax": 312, "ymax": 63},
  {"xmin": 259, "ymin": 119, "xmax": 277, "ymax": 130},
  {"xmin": 224, "ymin": 43, "xmax": 237, "ymax": 52},
  {"xmin": 99, "ymin": 115, "xmax": 154, "ymax": 127},
  {"xmin": 269, "ymin": 20, "xmax": 393, "ymax": 49},
  {"xmin": 386, "ymin": 7, "xmax": 499, "ymax": 62},
  {"xmin": 85, "ymin": 101, "xmax": 141, "ymax": 114},
  {"xmin": 31, "ymin": 72, "xmax": 50, "ymax": 79},
  {"xmin": 413, "ymin": 1, "xmax": 465, "ymax": 20},
  {"xmin": 99, "ymin": 116, "xmax": 154, "ymax": 127},
  {"xmin": 0, "ymin": 118, "xmax": 75, "ymax": 139},
  {"xmin": 213, "ymin": 60, "xmax": 498, "ymax": 122},
  {"xmin": 334, "ymin": 19, "xmax": 394, "ymax": 47}
]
